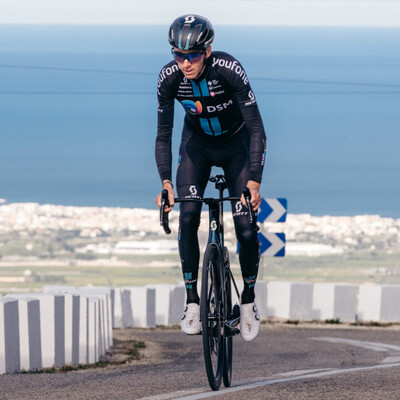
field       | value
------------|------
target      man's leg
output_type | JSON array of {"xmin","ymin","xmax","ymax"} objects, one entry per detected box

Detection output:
[
  {"xmin": 176, "ymin": 130, "xmax": 211, "ymax": 305},
  {"xmin": 223, "ymin": 135, "xmax": 260, "ymax": 304}
]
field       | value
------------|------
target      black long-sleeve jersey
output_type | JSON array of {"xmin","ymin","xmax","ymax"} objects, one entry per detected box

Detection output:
[{"xmin": 155, "ymin": 51, "xmax": 266, "ymax": 183}]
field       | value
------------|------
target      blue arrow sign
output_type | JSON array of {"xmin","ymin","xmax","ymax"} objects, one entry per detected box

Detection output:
[
  {"xmin": 258, "ymin": 232, "xmax": 286, "ymax": 257},
  {"xmin": 237, "ymin": 232, "xmax": 285, "ymax": 257},
  {"xmin": 257, "ymin": 198, "xmax": 287, "ymax": 223}
]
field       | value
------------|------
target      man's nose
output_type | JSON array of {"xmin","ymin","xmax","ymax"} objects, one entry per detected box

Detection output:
[{"xmin": 182, "ymin": 59, "xmax": 191, "ymax": 67}]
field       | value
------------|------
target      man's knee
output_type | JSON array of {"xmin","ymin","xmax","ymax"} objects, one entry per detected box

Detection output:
[
  {"xmin": 179, "ymin": 208, "xmax": 201, "ymax": 232},
  {"xmin": 235, "ymin": 221, "xmax": 258, "ymax": 247}
]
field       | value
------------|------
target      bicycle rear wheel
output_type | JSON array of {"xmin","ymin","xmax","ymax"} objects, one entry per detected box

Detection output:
[
  {"xmin": 223, "ymin": 247, "xmax": 233, "ymax": 387},
  {"xmin": 201, "ymin": 244, "xmax": 224, "ymax": 391}
]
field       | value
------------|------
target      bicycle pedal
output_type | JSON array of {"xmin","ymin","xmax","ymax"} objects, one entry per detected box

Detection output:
[{"xmin": 225, "ymin": 324, "xmax": 240, "ymax": 336}]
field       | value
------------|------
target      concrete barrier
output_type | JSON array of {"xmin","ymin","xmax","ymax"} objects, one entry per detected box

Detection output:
[
  {"xmin": 6, "ymin": 280, "xmax": 400, "ymax": 375},
  {"xmin": 121, "ymin": 287, "xmax": 156, "ymax": 328},
  {"xmin": 358, "ymin": 284, "xmax": 400, "ymax": 322},
  {"xmin": 146, "ymin": 284, "xmax": 185, "ymax": 326},
  {"xmin": 0, "ymin": 298, "xmax": 20, "ymax": 374},
  {"xmin": 6, "ymin": 293, "xmax": 65, "ymax": 368},
  {"xmin": 76, "ymin": 295, "xmax": 89, "ymax": 365},
  {"xmin": 44, "ymin": 286, "xmax": 113, "ymax": 352},
  {"xmin": 43, "ymin": 288, "xmax": 76, "ymax": 365},
  {"xmin": 43, "ymin": 287, "xmax": 90, "ymax": 365},
  {"xmin": 14, "ymin": 297, "xmax": 42, "ymax": 371},
  {"xmin": 61, "ymin": 294, "xmax": 79, "ymax": 365},
  {"xmin": 110, "ymin": 288, "xmax": 124, "ymax": 328},
  {"xmin": 43, "ymin": 286, "xmax": 105, "ymax": 365},
  {"xmin": 86, "ymin": 297, "xmax": 100, "ymax": 364},
  {"xmin": 313, "ymin": 283, "xmax": 357, "ymax": 322},
  {"xmin": 77, "ymin": 294, "xmax": 105, "ymax": 357},
  {"xmin": 75, "ymin": 287, "xmax": 113, "ymax": 349},
  {"xmin": 267, "ymin": 281, "xmax": 314, "ymax": 320}
]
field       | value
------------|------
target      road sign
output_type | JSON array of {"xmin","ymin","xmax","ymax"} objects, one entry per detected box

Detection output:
[
  {"xmin": 258, "ymin": 232, "xmax": 286, "ymax": 257},
  {"xmin": 236, "ymin": 197, "xmax": 287, "ymax": 257},
  {"xmin": 257, "ymin": 198, "xmax": 287, "ymax": 223}
]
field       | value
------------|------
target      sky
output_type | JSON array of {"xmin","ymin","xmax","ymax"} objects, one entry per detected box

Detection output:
[{"xmin": 0, "ymin": 0, "xmax": 400, "ymax": 27}]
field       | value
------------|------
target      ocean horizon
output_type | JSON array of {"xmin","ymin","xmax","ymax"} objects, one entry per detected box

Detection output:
[{"xmin": 1, "ymin": 25, "xmax": 399, "ymax": 217}]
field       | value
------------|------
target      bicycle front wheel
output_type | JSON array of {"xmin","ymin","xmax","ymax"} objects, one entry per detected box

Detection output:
[
  {"xmin": 223, "ymin": 246, "xmax": 233, "ymax": 388},
  {"xmin": 201, "ymin": 244, "xmax": 224, "ymax": 391}
]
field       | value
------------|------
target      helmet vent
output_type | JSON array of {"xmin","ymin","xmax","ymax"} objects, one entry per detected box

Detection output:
[
  {"xmin": 180, "ymin": 25, "xmax": 191, "ymax": 49},
  {"xmin": 172, "ymin": 22, "xmax": 181, "ymax": 48},
  {"xmin": 189, "ymin": 24, "xmax": 203, "ymax": 48}
]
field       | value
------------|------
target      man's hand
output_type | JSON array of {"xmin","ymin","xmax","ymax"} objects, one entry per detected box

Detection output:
[
  {"xmin": 241, "ymin": 180, "xmax": 261, "ymax": 211},
  {"xmin": 155, "ymin": 180, "xmax": 175, "ymax": 213}
]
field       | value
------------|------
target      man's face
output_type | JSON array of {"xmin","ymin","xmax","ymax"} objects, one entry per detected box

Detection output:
[{"xmin": 173, "ymin": 46, "xmax": 212, "ymax": 80}]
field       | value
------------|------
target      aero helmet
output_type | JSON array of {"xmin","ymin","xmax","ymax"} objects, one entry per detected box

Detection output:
[{"xmin": 168, "ymin": 15, "xmax": 214, "ymax": 51}]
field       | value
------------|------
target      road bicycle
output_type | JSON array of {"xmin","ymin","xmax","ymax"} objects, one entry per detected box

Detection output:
[{"xmin": 160, "ymin": 174, "xmax": 258, "ymax": 391}]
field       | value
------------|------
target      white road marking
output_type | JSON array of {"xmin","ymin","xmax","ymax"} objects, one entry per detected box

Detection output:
[
  {"xmin": 274, "ymin": 368, "xmax": 334, "ymax": 378},
  {"xmin": 381, "ymin": 356, "xmax": 400, "ymax": 364},
  {"xmin": 139, "ymin": 363, "xmax": 400, "ymax": 400},
  {"xmin": 139, "ymin": 389, "xmax": 205, "ymax": 400},
  {"xmin": 311, "ymin": 337, "xmax": 400, "ymax": 352}
]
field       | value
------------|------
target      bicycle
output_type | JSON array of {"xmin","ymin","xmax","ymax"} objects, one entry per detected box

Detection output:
[{"xmin": 160, "ymin": 174, "xmax": 258, "ymax": 391}]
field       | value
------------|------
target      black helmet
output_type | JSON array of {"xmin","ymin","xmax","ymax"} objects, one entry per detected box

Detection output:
[{"xmin": 168, "ymin": 14, "xmax": 214, "ymax": 51}]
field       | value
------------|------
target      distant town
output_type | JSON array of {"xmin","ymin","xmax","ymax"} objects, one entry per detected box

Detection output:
[{"xmin": 0, "ymin": 203, "xmax": 398, "ymax": 266}]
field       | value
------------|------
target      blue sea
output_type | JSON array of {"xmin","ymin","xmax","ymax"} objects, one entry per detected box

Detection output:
[{"xmin": 1, "ymin": 25, "xmax": 399, "ymax": 217}]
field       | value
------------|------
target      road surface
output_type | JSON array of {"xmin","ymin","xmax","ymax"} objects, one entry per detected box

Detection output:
[{"xmin": 1, "ymin": 323, "xmax": 400, "ymax": 399}]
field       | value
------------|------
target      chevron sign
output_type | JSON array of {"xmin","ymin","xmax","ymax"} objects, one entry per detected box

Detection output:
[
  {"xmin": 257, "ymin": 198, "xmax": 287, "ymax": 223},
  {"xmin": 258, "ymin": 232, "xmax": 286, "ymax": 257},
  {"xmin": 236, "ymin": 197, "xmax": 287, "ymax": 257}
]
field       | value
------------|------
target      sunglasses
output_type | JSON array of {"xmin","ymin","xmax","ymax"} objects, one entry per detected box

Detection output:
[{"xmin": 171, "ymin": 49, "xmax": 205, "ymax": 64}]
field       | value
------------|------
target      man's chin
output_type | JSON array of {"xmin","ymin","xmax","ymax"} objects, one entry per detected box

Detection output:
[{"xmin": 183, "ymin": 71, "xmax": 196, "ymax": 79}]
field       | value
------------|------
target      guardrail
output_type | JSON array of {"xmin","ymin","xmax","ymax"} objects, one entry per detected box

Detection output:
[{"xmin": 2, "ymin": 282, "xmax": 400, "ymax": 374}]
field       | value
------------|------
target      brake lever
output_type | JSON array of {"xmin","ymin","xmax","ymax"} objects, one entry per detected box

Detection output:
[
  {"xmin": 160, "ymin": 189, "xmax": 171, "ymax": 235},
  {"xmin": 243, "ymin": 187, "xmax": 259, "ymax": 232}
]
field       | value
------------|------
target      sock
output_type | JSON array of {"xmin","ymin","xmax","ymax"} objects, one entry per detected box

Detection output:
[
  {"xmin": 184, "ymin": 272, "xmax": 199, "ymax": 304},
  {"xmin": 242, "ymin": 275, "xmax": 257, "ymax": 304}
]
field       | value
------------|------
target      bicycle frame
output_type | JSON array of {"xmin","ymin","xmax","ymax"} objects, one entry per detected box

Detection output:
[{"xmin": 206, "ymin": 177, "xmax": 228, "ymax": 248}]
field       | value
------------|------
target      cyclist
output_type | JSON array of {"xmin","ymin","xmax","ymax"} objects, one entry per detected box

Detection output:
[{"xmin": 155, "ymin": 14, "xmax": 266, "ymax": 342}]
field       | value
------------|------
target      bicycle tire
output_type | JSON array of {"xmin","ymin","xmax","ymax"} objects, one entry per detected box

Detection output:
[
  {"xmin": 222, "ymin": 247, "xmax": 233, "ymax": 387},
  {"xmin": 201, "ymin": 243, "xmax": 224, "ymax": 391}
]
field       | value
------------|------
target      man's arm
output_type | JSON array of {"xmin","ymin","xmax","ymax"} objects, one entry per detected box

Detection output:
[
  {"xmin": 155, "ymin": 70, "xmax": 176, "ymax": 210},
  {"xmin": 228, "ymin": 57, "xmax": 267, "ymax": 209},
  {"xmin": 155, "ymin": 85, "xmax": 175, "ymax": 182}
]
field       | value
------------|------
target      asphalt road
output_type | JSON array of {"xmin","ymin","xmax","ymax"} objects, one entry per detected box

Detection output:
[{"xmin": 1, "ymin": 323, "xmax": 400, "ymax": 400}]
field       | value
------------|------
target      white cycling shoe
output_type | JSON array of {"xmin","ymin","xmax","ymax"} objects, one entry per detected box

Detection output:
[
  {"xmin": 181, "ymin": 303, "xmax": 201, "ymax": 335},
  {"xmin": 240, "ymin": 302, "xmax": 260, "ymax": 342}
]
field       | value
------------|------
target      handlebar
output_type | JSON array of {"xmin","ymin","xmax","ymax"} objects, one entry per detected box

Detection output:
[
  {"xmin": 160, "ymin": 187, "xmax": 259, "ymax": 235},
  {"xmin": 160, "ymin": 189, "xmax": 171, "ymax": 234},
  {"xmin": 242, "ymin": 187, "xmax": 259, "ymax": 232}
]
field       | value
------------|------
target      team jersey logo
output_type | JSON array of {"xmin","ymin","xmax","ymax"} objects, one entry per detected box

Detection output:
[{"xmin": 181, "ymin": 100, "xmax": 203, "ymax": 115}]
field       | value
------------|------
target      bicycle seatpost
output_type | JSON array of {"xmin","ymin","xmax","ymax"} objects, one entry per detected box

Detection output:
[{"xmin": 160, "ymin": 189, "xmax": 171, "ymax": 234}]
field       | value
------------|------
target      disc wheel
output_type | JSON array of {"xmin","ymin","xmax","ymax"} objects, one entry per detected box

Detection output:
[
  {"xmin": 222, "ymin": 247, "xmax": 233, "ymax": 387},
  {"xmin": 201, "ymin": 244, "xmax": 224, "ymax": 391}
]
